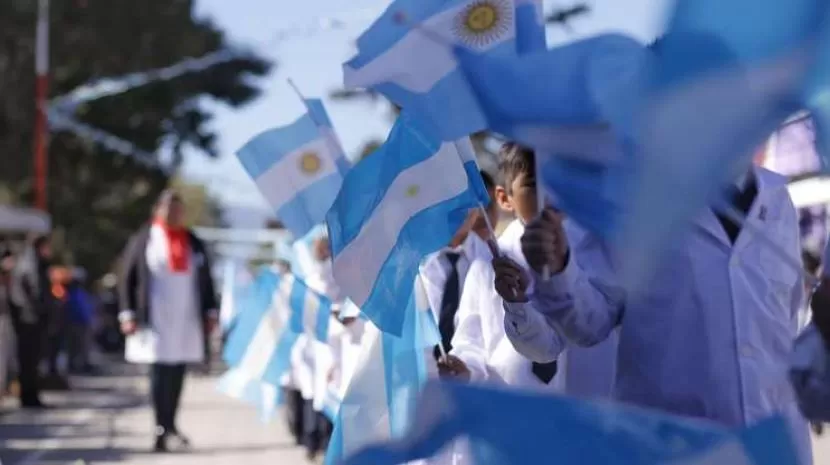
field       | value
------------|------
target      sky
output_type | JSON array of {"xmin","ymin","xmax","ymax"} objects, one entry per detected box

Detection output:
[{"xmin": 185, "ymin": 0, "xmax": 671, "ymax": 225}]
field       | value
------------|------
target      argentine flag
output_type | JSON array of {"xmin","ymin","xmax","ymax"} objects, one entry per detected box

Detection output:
[
  {"xmin": 515, "ymin": 0, "xmax": 545, "ymax": 53},
  {"xmin": 344, "ymin": 0, "xmax": 519, "ymax": 140},
  {"xmin": 326, "ymin": 112, "xmax": 488, "ymax": 336},
  {"xmin": 344, "ymin": 381, "xmax": 799, "ymax": 465},
  {"xmin": 221, "ymin": 269, "xmax": 334, "ymax": 411},
  {"xmin": 236, "ymin": 99, "xmax": 350, "ymax": 239},
  {"xmin": 324, "ymin": 275, "xmax": 439, "ymax": 465}
]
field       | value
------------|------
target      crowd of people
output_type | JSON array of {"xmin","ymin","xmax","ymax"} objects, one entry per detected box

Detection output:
[
  {"xmin": 0, "ymin": 235, "xmax": 124, "ymax": 409},
  {"xmin": 1, "ymin": 143, "xmax": 825, "ymax": 464},
  {"xmin": 249, "ymin": 140, "xmax": 828, "ymax": 464}
]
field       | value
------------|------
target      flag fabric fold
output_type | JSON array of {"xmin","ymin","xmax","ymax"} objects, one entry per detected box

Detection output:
[
  {"xmin": 343, "ymin": 381, "xmax": 799, "ymax": 465},
  {"xmin": 327, "ymin": 112, "xmax": 487, "ymax": 336},
  {"xmin": 324, "ymin": 274, "xmax": 438, "ymax": 465},
  {"xmin": 236, "ymin": 99, "xmax": 350, "ymax": 238},
  {"xmin": 344, "ymin": 0, "xmax": 519, "ymax": 140},
  {"xmin": 220, "ymin": 269, "xmax": 333, "ymax": 414}
]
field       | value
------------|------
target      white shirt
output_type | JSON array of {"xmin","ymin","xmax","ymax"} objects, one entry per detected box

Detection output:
[
  {"xmin": 451, "ymin": 220, "xmax": 563, "ymax": 391},
  {"xmin": 420, "ymin": 234, "xmax": 491, "ymax": 325}
]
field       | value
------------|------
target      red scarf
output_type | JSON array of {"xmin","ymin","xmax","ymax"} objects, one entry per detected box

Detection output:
[{"xmin": 154, "ymin": 220, "xmax": 190, "ymax": 272}]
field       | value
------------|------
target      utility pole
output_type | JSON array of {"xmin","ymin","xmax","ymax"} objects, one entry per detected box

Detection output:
[{"xmin": 34, "ymin": 0, "xmax": 50, "ymax": 211}]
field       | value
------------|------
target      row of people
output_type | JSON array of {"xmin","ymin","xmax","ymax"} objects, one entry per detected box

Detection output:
[{"xmin": 419, "ymin": 142, "xmax": 816, "ymax": 465}]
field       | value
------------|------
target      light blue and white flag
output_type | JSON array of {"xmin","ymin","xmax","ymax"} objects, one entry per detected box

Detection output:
[
  {"xmin": 216, "ymin": 366, "xmax": 282, "ymax": 422},
  {"xmin": 324, "ymin": 275, "xmax": 439, "ymax": 465},
  {"xmin": 344, "ymin": 381, "xmax": 799, "ymax": 465},
  {"xmin": 223, "ymin": 270, "xmax": 333, "ymax": 391},
  {"xmin": 219, "ymin": 260, "xmax": 254, "ymax": 332},
  {"xmin": 236, "ymin": 99, "xmax": 350, "ymax": 239},
  {"xmin": 326, "ymin": 112, "xmax": 488, "ymax": 335},
  {"xmin": 344, "ymin": 0, "xmax": 519, "ymax": 140}
]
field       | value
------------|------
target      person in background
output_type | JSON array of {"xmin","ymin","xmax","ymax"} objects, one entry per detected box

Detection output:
[
  {"xmin": 303, "ymin": 234, "xmax": 339, "ymax": 461},
  {"xmin": 0, "ymin": 245, "xmax": 15, "ymax": 404},
  {"xmin": 8, "ymin": 237, "xmax": 51, "ymax": 408},
  {"xmin": 66, "ymin": 268, "xmax": 95, "ymax": 374},
  {"xmin": 33, "ymin": 237, "xmax": 68, "ymax": 390},
  {"xmin": 95, "ymin": 273, "xmax": 123, "ymax": 354},
  {"xmin": 118, "ymin": 189, "xmax": 219, "ymax": 453}
]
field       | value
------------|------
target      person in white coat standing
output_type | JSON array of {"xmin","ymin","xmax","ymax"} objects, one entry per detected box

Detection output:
[
  {"xmin": 503, "ymin": 156, "xmax": 811, "ymax": 464},
  {"xmin": 118, "ymin": 190, "xmax": 218, "ymax": 453}
]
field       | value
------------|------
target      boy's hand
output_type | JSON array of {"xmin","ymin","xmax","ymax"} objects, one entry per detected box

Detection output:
[
  {"xmin": 812, "ymin": 278, "xmax": 830, "ymax": 347},
  {"xmin": 521, "ymin": 209, "xmax": 569, "ymax": 275},
  {"xmin": 493, "ymin": 256, "xmax": 530, "ymax": 303},
  {"xmin": 437, "ymin": 354, "xmax": 471, "ymax": 382}
]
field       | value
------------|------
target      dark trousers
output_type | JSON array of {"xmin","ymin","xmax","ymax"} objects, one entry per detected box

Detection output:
[
  {"xmin": 283, "ymin": 388, "xmax": 305, "ymax": 445},
  {"xmin": 302, "ymin": 399, "xmax": 333, "ymax": 455},
  {"xmin": 150, "ymin": 363, "xmax": 186, "ymax": 433},
  {"xmin": 14, "ymin": 322, "xmax": 43, "ymax": 405}
]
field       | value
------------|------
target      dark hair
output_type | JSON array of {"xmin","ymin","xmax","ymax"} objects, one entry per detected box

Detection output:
[
  {"xmin": 804, "ymin": 250, "xmax": 822, "ymax": 275},
  {"xmin": 497, "ymin": 142, "xmax": 535, "ymax": 193},
  {"xmin": 479, "ymin": 170, "xmax": 496, "ymax": 191}
]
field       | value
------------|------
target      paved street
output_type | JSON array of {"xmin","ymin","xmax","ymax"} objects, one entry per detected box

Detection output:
[
  {"xmin": 5, "ymin": 361, "xmax": 830, "ymax": 465},
  {"xmin": 0, "ymin": 362, "xmax": 307, "ymax": 465}
]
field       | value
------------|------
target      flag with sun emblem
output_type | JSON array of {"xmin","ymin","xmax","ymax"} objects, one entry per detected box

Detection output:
[
  {"xmin": 343, "ymin": 0, "xmax": 518, "ymax": 141},
  {"xmin": 326, "ymin": 111, "xmax": 488, "ymax": 336},
  {"xmin": 236, "ymin": 99, "xmax": 351, "ymax": 239},
  {"xmin": 514, "ymin": 0, "xmax": 545, "ymax": 53}
]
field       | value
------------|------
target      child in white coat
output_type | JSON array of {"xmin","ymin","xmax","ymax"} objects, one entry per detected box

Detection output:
[{"xmin": 443, "ymin": 142, "xmax": 618, "ymax": 399}]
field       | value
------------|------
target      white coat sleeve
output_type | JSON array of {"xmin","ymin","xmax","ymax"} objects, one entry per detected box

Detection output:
[
  {"xmin": 450, "ymin": 260, "xmax": 492, "ymax": 382},
  {"xmin": 502, "ymin": 298, "xmax": 568, "ymax": 363},
  {"xmin": 521, "ymin": 224, "xmax": 625, "ymax": 347}
]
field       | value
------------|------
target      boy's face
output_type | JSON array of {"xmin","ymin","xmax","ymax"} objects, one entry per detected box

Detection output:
[{"xmin": 496, "ymin": 172, "xmax": 538, "ymax": 224}]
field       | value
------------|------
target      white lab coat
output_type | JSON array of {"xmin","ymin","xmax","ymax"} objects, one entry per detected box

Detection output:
[
  {"xmin": 504, "ymin": 167, "xmax": 811, "ymax": 464},
  {"xmin": 499, "ymin": 220, "xmax": 618, "ymax": 398},
  {"xmin": 415, "ymin": 234, "xmax": 491, "ymax": 465}
]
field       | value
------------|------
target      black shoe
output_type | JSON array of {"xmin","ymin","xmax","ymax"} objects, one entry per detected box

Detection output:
[
  {"xmin": 21, "ymin": 399, "xmax": 48, "ymax": 409},
  {"xmin": 153, "ymin": 433, "xmax": 169, "ymax": 453}
]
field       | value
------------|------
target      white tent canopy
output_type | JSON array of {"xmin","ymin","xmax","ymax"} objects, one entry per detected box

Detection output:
[{"xmin": 0, "ymin": 205, "xmax": 51, "ymax": 233}]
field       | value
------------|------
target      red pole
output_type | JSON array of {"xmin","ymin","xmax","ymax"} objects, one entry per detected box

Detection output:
[{"xmin": 34, "ymin": 0, "xmax": 49, "ymax": 212}]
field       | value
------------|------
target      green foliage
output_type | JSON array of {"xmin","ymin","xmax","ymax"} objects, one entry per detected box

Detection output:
[{"xmin": 0, "ymin": 0, "xmax": 271, "ymax": 279}]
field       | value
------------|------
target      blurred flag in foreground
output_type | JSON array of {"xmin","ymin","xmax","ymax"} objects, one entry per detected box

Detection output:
[
  {"xmin": 344, "ymin": 0, "xmax": 517, "ymax": 140},
  {"xmin": 344, "ymin": 381, "xmax": 798, "ymax": 465},
  {"xmin": 236, "ymin": 99, "xmax": 350, "ymax": 239},
  {"xmin": 220, "ymin": 269, "xmax": 333, "ymax": 418},
  {"xmin": 790, "ymin": 324, "xmax": 830, "ymax": 423},
  {"xmin": 324, "ymin": 275, "xmax": 438, "ymax": 465},
  {"xmin": 514, "ymin": 0, "xmax": 544, "ymax": 53},
  {"xmin": 327, "ymin": 113, "xmax": 487, "ymax": 336}
]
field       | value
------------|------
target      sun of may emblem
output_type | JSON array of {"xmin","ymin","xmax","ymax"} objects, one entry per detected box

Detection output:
[
  {"xmin": 299, "ymin": 151, "xmax": 322, "ymax": 174},
  {"xmin": 405, "ymin": 184, "xmax": 420, "ymax": 198},
  {"xmin": 453, "ymin": 0, "xmax": 512, "ymax": 49}
]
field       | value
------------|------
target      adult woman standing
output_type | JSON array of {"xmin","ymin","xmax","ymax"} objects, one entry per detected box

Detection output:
[{"xmin": 118, "ymin": 190, "xmax": 218, "ymax": 452}]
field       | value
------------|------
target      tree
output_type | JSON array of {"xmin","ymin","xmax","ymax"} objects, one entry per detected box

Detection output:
[
  {"xmin": 330, "ymin": 3, "xmax": 591, "ymax": 168},
  {"xmin": 0, "ymin": 0, "xmax": 271, "ymax": 279},
  {"xmin": 169, "ymin": 177, "xmax": 225, "ymax": 228}
]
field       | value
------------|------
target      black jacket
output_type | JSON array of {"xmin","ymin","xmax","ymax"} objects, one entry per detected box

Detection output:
[{"xmin": 118, "ymin": 225, "xmax": 218, "ymax": 326}]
